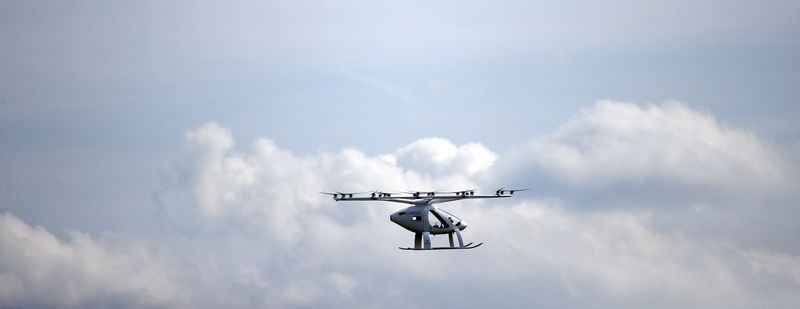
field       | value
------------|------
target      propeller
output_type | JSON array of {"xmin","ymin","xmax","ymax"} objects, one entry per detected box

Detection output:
[
  {"xmin": 370, "ymin": 190, "xmax": 398, "ymax": 198},
  {"xmin": 403, "ymin": 189, "xmax": 444, "ymax": 197},
  {"xmin": 445, "ymin": 189, "xmax": 477, "ymax": 196},
  {"xmin": 320, "ymin": 191, "xmax": 369, "ymax": 199},
  {"xmin": 494, "ymin": 188, "xmax": 529, "ymax": 196}
]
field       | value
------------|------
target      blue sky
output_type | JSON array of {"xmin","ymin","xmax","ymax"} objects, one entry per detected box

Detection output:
[{"xmin": 1, "ymin": 1, "xmax": 800, "ymax": 307}]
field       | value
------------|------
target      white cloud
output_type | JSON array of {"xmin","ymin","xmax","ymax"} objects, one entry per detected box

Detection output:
[
  {"xmin": 510, "ymin": 100, "xmax": 789, "ymax": 193},
  {"xmin": 7, "ymin": 100, "xmax": 797, "ymax": 308},
  {"xmin": 145, "ymin": 111, "xmax": 800, "ymax": 307},
  {"xmin": 396, "ymin": 137, "xmax": 497, "ymax": 176},
  {"xmin": 463, "ymin": 200, "xmax": 800, "ymax": 308},
  {"xmin": 0, "ymin": 212, "xmax": 187, "ymax": 308},
  {"xmin": 162, "ymin": 124, "xmax": 493, "ymax": 249}
]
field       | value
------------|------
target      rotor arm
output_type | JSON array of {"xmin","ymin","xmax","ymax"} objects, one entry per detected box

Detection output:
[
  {"xmin": 333, "ymin": 197, "xmax": 418, "ymax": 205},
  {"xmin": 429, "ymin": 195, "xmax": 511, "ymax": 204}
]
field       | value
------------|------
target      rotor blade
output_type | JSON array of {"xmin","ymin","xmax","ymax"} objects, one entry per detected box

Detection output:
[
  {"xmin": 403, "ymin": 189, "xmax": 444, "ymax": 193},
  {"xmin": 443, "ymin": 188, "xmax": 477, "ymax": 193},
  {"xmin": 493, "ymin": 188, "xmax": 529, "ymax": 195},
  {"xmin": 321, "ymin": 191, "xmax": 371, "ymax": 195},
  {"xmin": 338, "ymin": 191, "xmax": 371, "ymax": 195}
]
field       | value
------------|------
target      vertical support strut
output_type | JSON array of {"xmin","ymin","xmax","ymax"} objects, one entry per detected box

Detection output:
[
  {"xmin": 422, "ymin": 232, "xmax": 431, "ymax": 249},
  {"xmin": 454, "ymin": 228, "xmax": 464, "ymax": 247},
  {"xmin": 448, "ymin": 232, "xmax": 455, "ymax": 248},
  {"xmin": 414, "ymin": 233, "xmax": 422, "ymax": 249}
]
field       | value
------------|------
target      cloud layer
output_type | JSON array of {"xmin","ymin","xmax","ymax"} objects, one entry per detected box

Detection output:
[
  {"xmin": 512, "ymin": 100, "xmax": 787, "ymax": 189},
  {"xmin": 3, "ymin": 100, "xmax": 799, "ymax": 308},
  {"xmin": 0, "ymin": 212, "xmax": 187, "ymax": 307}
]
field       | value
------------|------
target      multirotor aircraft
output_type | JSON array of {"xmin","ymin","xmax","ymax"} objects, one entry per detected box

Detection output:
[{"xmin": 321, "ymin": 188, "xmax": 527, "ymax": 250}]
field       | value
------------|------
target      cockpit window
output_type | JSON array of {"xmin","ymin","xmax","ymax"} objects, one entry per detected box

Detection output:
[
  {"xmin": 428, "ymin": 210, "xmax": 449, "ymax": 228},
  {"xmin": 440, "ymin": 210, "xmax": 461, "ymax": 223}
]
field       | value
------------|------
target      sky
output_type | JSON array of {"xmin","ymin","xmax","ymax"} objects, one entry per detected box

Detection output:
[{"xmin": 1, "ymin": 0, "xmax": 800, "ymax": 308}]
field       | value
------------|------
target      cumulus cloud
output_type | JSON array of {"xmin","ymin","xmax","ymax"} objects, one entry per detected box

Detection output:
[
  {"xmin": 156, "ymin": 123, "xmax": 496, "ymax": 247},
  {"xmin": 461, "ymin": 200, "xmax": 800, "ymax": 308},
  {"xmin": 0, "ymin": 212, "xmax": 187, "ymax": 308},
  {"xmin": 395, "ymin": 137, "xmax": 497, "ymax": 176},
  {"xmin": 508, "ymin": 100, "xmax": 789, "ymax": 193},
  {"xmin": 146, "ymin": 104, "xmax": 799, "ymax": 307},
  {"xmin": 6, "ymin": 100, "xmax": 798, "ymax": 308}
]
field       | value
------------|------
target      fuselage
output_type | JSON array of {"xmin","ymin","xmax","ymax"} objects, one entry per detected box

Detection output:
[{"xmin": 389, "ymin": 204, "xmax": 467, "ymax": 234}]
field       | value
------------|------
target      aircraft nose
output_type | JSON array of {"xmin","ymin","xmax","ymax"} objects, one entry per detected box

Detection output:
[{"xmin": 457, "ymin": 220, "xmax": 467, "ymax": 230}]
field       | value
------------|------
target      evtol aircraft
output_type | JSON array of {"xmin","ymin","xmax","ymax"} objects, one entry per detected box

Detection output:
[{"xmin": 321, "ymin": 188, "xmax": 526, "ymax": 250}]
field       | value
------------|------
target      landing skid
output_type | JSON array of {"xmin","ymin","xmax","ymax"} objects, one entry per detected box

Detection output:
[{"xmin": 399, "ymin": 242, "xmax": 483, "ymax": 251}]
